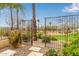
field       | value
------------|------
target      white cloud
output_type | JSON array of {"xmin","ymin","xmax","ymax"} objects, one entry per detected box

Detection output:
[{"xmin": 63, "ymin": 3, "xmax": 79, "ymax": 13}]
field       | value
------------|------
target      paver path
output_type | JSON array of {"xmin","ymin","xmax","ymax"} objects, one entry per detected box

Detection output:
[
  {"xmin": 28, "ymin": 51, "xmax": 43, "ymax": 56},
  {"xmin": 29, "ymin": 46, "xmax": 41, "ymax": 52},
  {"xmin": 0, "ymin": 49, "xmax": 16, "ymax": 56},
  {"xmin": 28, "ymin": 46, "xmax": 43, "ymax": 56}
]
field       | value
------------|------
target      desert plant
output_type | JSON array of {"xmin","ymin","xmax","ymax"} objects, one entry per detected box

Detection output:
[
  {"xmin": 3, "ymin": 31, "xmax": 10, "ymax": 36},
  {"xmin": 21, "ymin": 31, "xmax": 31, "ymax": 42},
  {"xmin": 37, "ymin": 33, "xmax": 44, "ymax": 39},
  {"xmin": 0, "ymin": 29, "xmax": 4, "ymax": 36},
  {"xmin": 42, "ymin": 36, "xmax": 51, "ymax": 43},
  {"xmin": 42, "ymin": 35, "xmax": 57, "ymax": 43},
  {"xmin": 49, "ymin": 35, "xmax": 58, "ymax": 41},
  {"xmin": 46, "ymin": 49, "xmax": 57, "ymax": 56},
  {"xmin": 8, "ymin": 30, "xmax": 22, "ymax": 49},
  {"xmin": 37, "ymin": 33, "xmax": 42, "ymax": 39}
]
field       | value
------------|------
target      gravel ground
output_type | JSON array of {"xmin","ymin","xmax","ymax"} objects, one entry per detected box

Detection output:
[
  {"xmin": 40, "ymin": 47, "xmax": 49, "ymax": 56},
  {"xmin": 14, "ymin": 45, "xmax": 31, "ymax": 56},
  {"xmin": 0, "ymin": 42, "xmax": 31, "ymax": 56},
  {"xmin": 0, "ymin": 40, "xmax": 63, "ymax": 56},
  {"xmin": 33, "ymin": 40, "xmax": 63, "ymax": 49},
  {"xmin": 0, "ymin": 44, "xmax": 48, "ymax": 56}
]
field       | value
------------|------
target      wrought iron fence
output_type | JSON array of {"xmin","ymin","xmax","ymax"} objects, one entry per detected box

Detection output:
[
  {"xmin": 0, "ymin": 19, "xmax": 32, "ymax": 43},
  {"xmin": 0, "ymin": 27, "xmax": 9, "ymax": 40},
  {"xmin": 19, "ymin": 20, "xmax": 32, "ymax": 45},
  {"xmin": 44, "ymin": 14, "xmax": 79, "ymax": 49}
]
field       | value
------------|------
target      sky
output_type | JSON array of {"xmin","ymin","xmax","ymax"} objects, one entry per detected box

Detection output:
[{"xmin": 0, "ymin": 3, "xmax": 79, "ymax": 27}]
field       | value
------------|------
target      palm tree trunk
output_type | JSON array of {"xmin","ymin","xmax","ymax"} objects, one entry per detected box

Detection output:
[
  {"xmin": 32, "ymin": 3, "xmax": 37, "ymax": 41},
  {"xmin": 10, "ymin": 7, "xmax": 13, "ymax": 30},
  {"xmin": 16, "ymin": 8, "xmax": 19, "ymax": 29}
]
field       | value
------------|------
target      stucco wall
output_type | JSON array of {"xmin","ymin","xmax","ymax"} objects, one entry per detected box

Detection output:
[{"xmin": 0, "ymin": 39, "xmax": 9, "ymax": 49}]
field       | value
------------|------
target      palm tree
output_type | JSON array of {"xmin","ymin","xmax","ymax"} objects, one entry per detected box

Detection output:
[
  {"xmin": 0, "ymin": 3, "xmax": 23, "ymax": 30},
  {"xmin": 9, "ymin": 5, "xmax": 13, "ymax": 30},
  {"xmin": 16, "ymin": 7, "xmax": 19, "ymax": 29},
  {"xmin": 8, "ymin": 3, "xmax": 23, "ymax": 30},
  {"xmin": 32, "ymin": 3, "xmax": 37, "ymax": 41}
]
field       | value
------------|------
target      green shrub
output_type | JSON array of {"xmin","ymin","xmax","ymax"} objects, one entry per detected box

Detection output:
[
  {"xmin": 62, "ymin": 44, "xmax": 79, "ymax": 56},
  {"xmin": 42, "ymin": 35, "xmax": 58, "ymax": 43},
  {"xmin": 37, "ymin": 33, "xmax": 42, "ymax": 39},
  {"xmin": 42, "ymin": 36, "xmax": 51, "ymax": 43},
  {"xmin": 0, "ymin": 29, "xmax": 4, "ymax": 36},
  {"xmin": 56, "ymin": 32, "xmax": 79, "ymax": 56},
  {"xmin": 37, "ymin": 33, "xmax": 44, "ymax": 39},
  {"xmin": 49, "ymin": 35, "xmax": 58, "ymax": 41},
  {"xmin": 21, "ymin": 32, "xmax": 31, "ymax": 42},
  {"xmin": 8, "ymin": 30, "xmax": 22, "ymax": 49},
  {"xmin": 61, "ymin": 36, "xmax": 79, "ymax": 56},
  {"xmin": 0, "ymin": 28, "xmax": 9, "ymax": 36},
  {"xmin": 3, "ymin": 31, "xmax": 9, "ymax": 36},
  {"xmin": 72, "ymin": 34, "xmax": 79, "ymax": 46},
  {"xmin": 46, "ymin": 49, "xmax": 57, "ymax": 56}
]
